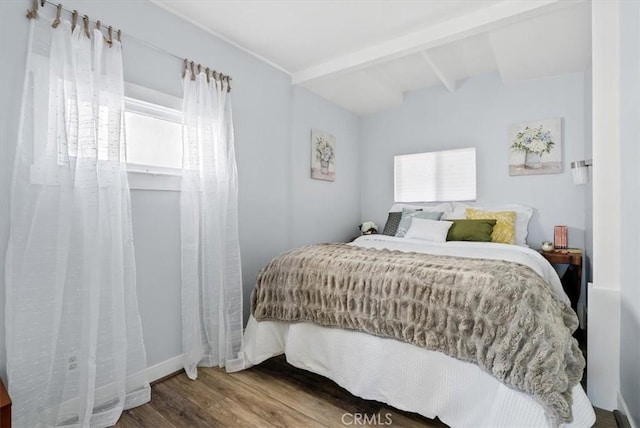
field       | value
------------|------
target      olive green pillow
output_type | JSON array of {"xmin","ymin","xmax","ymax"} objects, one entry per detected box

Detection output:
[{"xmin": 446, "ymin": 219, "xmax": 497, "ymax": 242}]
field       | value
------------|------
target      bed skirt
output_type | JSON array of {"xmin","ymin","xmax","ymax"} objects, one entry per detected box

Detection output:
[{"xmin": 237, "ymin": 316, "xmax": 595, "ymax": 428}]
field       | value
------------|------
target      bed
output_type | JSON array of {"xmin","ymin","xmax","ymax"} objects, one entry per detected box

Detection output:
[{"xmin": 237, "ymin": 215, "xmax": 596, "ymax": 427}]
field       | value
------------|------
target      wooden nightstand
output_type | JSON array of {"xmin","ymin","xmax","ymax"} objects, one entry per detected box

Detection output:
[
  {"xmin": 0, "ymin": 377, "xmax": 10, "ymax": 428},
  {"xmin": 540, "ymin": 249, "xmax": 583, "ymax": 310}
]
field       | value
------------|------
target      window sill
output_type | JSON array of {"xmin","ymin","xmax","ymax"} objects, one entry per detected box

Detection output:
[
  {"xmin": 128, "ymin": 170, "xmax": 181, "ymax": 191},
  {"xmin": 29, "ymin": 164, "xmax": 183, "ymax": 192}
]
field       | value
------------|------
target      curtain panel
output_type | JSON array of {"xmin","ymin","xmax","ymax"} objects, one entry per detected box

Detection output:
[
  {"xmin": 5, "ymin": 18, "xmax": 149, "ymax": 427},
  {"xmin": 181, "ymin": 70, "xmax": 244, "ymax": 379}
]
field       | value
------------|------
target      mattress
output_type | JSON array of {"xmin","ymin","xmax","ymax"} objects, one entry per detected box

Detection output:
[{"xmin": 237, "ymin": 235, "xmax": 596, "ymax": 428}]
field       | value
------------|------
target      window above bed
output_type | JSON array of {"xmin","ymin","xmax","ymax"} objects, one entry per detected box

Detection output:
[{"xmin": 394, "ymin": 147, "xmax": 476, "ymax": 203}]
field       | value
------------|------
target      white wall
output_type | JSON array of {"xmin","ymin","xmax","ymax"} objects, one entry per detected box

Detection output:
[
  {"xmin": 618, "ymin": 0, "xmax": 640, "ymax": 424},
  {"xmin": 588, "ymin": 0, "xmax": 622, "ymax": 411},
  {"xmin": 589, "ymin": 3, "xmax": 640, "ymax": 419},
  {"xmin": 0, "ymin": 0, "xmax": 360, "ymax": 381},
  {"xmin": 360, "ymin": 72, "xmax": 588, "ymax": 249}
]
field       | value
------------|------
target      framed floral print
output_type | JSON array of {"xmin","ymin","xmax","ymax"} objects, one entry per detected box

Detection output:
[
  {"xmin": 508, "ymin": 118, "xmax": 562, "ymax": 176},
  {"xmin": 311, "ymin": 129, "xmax": 336, "ymax": 181}
]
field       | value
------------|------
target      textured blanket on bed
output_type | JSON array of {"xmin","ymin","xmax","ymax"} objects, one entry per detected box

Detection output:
[{"xmin": 251, "ymin": 243, "xmax": 585, "ymax": 424}]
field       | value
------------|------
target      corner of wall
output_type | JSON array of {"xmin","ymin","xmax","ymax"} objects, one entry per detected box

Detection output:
[
  {"xmin": 583, "ymin": 64, "xmax": 593, "ymax": 284},
  {"xmin": 145, "ymin": 354, "xmax": 184, "ymax": 383},
  {"xmin": 618, "ymin": 392, "xmax": 639, "ymax": 428}
]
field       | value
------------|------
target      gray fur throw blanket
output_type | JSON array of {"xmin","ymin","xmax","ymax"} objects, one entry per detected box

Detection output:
[{"xmin": 251, "ymin": 243, "xmax": 585, "ymax": 424}]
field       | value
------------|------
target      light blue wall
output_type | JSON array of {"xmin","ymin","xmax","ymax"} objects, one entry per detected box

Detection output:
[
  {"xmin": 618, "ymin": 1, "xmax": 640, "ymax": 425},
  {"xmin": 290, "ymin": 87, "xmax": 361, "ymax": 247},
  {"xmin": 0, "ymin": 0, "xmax": 360, "ymax": 380},
  {"xmin": 360, "ymin": 72, "xmax": 588, "ymax": 249}
]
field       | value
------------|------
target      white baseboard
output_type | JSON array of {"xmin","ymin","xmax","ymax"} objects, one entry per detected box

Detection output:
[
  {"xmin": 145, "ymin": 354, "xmax": 184, "ymax": 383},
  {"xmin": 618, "ymin": 391, "xmax": 638, "ymax": 428},
  {"xmin": 45, "ymin": 355, "xmax": 183, "ymax": 423}
]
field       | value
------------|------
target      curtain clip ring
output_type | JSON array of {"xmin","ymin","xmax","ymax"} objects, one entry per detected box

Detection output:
[
  {"xmin": 106, "ymin": 26, "xmax": 113, "ymax": 47},
  {"xmin": 83, "ymin": 15, "xmax": 91, "ymax": 38},
  {"xmin": 26, "ymin": 0, "xmax": 39, "ymax": 19},
  {"xmin": 71, "ymin": 10, "xmax": 78, "ymax": 32},
  {"xmin": 182, "ymin": 59, "xmax": 188, "ymax": 79},
  {"xmin": 51, "ymin": 4, "xmax": 62, "ymax": 28}
]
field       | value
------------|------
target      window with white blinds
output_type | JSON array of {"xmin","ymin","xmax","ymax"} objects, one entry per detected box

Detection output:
[
  {"xmin": 125, "ymin": 97, "xmax": 182, "ymax": 171},
  {"xmin": 394, "ymin": 147, "xmax": 476, "ymax": 203}
]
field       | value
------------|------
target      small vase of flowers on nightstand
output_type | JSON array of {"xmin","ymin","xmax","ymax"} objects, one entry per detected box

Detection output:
[{"xmin": 359, "ymin": 221, "xmax": 378, "ymax": 235}]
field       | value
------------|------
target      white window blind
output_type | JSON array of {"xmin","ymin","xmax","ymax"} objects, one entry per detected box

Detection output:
[
  {"xmin": 124, "ymin": 97, "xmax": 182, "ymax": 171},
  {"xmin": 394, "ymin": 147, "xmax": 476, "ymax": 202},
  {"xmin": 123, "ymin": 95, "xmax": 184, "ymax": 191}
]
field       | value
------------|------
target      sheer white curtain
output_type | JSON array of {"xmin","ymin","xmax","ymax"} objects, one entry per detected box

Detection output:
[
  {"xmin": 181, "ymin": 69, "xmax": 244, "ymax": 379},
  {"xmin": 5, "ymin": 17, "xmax": 150, "ymax": 427}
]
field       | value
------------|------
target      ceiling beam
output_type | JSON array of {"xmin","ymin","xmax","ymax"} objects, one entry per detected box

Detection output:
[
  {"xmin": 420, "ymin": 51, "xmax": 456, "ymax": 92},
  {"xmin": 292, "ymin": 0, "xmax": 583, "ymax": 85}
]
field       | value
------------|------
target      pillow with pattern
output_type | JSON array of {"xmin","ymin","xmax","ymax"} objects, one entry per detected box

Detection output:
[
  {"xmin": 395, "ymin": 209, "xmax": 444, "ymax": 238},
  {"xmin": 465, "ymin": 208, "xmax": 517, "ymax": 244},
  {"xmin": 382, "ymin": 212, "xmax": 403, "ymax": 236}
]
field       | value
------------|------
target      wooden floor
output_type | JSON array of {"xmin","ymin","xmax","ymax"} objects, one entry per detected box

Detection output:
[{"xmin": 115, "ymin": 356, "xmax": 617, "ymax": 428}]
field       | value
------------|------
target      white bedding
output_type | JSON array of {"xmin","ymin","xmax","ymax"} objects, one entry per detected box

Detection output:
[{"xmin": 238, "ymin": 236, "xmax": 595, "ymax": 428}]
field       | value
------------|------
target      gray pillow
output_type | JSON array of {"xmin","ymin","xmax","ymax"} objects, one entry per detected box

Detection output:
[
  {"xmin": 382, "ymin": 212, "xmax": 403, "ymax": 236},
  {"xmin": 395, "ymin": 209, "xmax": 444, "ymax": 238}
]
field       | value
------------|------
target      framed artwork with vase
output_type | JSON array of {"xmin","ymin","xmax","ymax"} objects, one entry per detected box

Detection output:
[
  {"xmin": 311, "ymin": 129, "xmax": 336, "ymax": 181},
  {"xmin": 508, "ymin": 118, "xmax": 562, "ymax": 176}
]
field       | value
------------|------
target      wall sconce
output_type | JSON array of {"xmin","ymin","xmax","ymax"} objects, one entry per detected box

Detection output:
[{"xmin": 571, "ymin": 159, "xmax": 592, "ymax": 185}]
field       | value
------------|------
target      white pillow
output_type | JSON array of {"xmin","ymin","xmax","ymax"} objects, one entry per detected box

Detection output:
[
  {"xmin": 404, "ymin": 218, "xmax": 453, "ymax": 243},
  {"xmin": 389, "ymin": 202, "xmax": 452, "ymax": 213},
  {"xmin": 444, "ymin": 202, "xmax": 534, "ymax": 246}
]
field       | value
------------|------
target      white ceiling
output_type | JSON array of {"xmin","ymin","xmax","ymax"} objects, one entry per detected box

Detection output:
[{"xmin": 152, "ymin": 0, "xmax": 592, "ymax": 115}]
